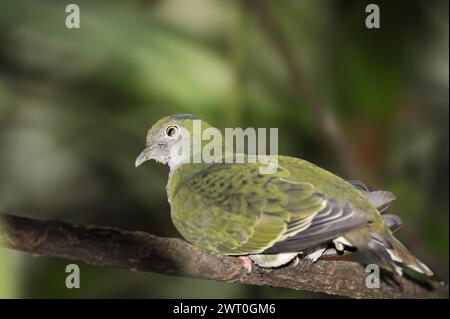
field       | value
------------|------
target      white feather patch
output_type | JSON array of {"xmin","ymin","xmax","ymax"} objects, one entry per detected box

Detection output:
[
  {"xmin": 304, "ymin": 247, "xmax": 327, "ymax": 262},
  {"xmin": 333, "ymin": 236, "xmax": 353, "ymax": 248},
  {"xmin": 249, "ymin": 253, "xmax": 298, "ymax": 268}
]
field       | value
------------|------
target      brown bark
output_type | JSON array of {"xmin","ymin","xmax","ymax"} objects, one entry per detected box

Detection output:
[{"xmin": 0, "ymin": 213, "xmax": 447, "ymax": 298}]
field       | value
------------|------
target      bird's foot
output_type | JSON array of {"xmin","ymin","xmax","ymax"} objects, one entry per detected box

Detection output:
[{"xmin": 238, "ymin": 256, "xmax": 253, "ymax": 274}]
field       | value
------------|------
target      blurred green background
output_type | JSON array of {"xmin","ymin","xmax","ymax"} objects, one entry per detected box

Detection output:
[{"xmin": 0, "ymin": 0, "xmax": 448, "ymax": 298}]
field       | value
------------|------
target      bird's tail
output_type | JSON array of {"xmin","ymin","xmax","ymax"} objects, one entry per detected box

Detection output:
[
  {"xmin": 368, "ymin": 232, "xmax": 433, "ymax": 276},
  {"xmin": 349, "ymin": 229, "xmax": 433, "ymax": 276}
]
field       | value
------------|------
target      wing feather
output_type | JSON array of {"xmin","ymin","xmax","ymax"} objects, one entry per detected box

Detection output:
[
  {"xmin": 171, "ymin": 163, "xmax": 371, "ymax": 255},
  {"xmin": 263, "ymin": 199, "xmax": 370, "ymax": 253}
]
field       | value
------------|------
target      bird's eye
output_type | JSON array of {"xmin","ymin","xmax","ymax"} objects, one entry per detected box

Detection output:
[{"xmin": 166, "ymin": 126, "xmax": 178, "ymax": 137}]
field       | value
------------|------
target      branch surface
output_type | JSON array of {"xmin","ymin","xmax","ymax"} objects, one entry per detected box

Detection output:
[{"xmin": 0, "ymin": 213, "xmax": 448, "ymax": 299}]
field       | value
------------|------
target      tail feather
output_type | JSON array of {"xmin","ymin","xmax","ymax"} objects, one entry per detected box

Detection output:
[
  {"xmin": 381, "ymin": 214, "xmax": 403, "ymax": 233},
  {"xmin": 388, "ymin": 235, "xmax": 433, "ymax": 276},
  {"xmin": 367, "ymin": 233, "xmax": 404, "ymax": 276},
  {"xmin": 365, "ymin": 232, "xmax": 433, "ymax": 277}
]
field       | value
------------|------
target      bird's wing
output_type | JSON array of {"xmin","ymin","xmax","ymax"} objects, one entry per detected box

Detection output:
[
  {"xmin": 364, "ymin": 191, "xmax": 396, "ymax": 213},
  {"xmin": 262, "ymin": 198, "xmax": 370, "ymax": 253},
  {"xmin": 348, "ymin": 180, "xmax": 396, "ymax": 213},
  {"xmin": 171, "ymin": 163, "xmax": 370, "ymax": 255}
]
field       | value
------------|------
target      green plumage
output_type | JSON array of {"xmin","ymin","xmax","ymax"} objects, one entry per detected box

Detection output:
[
  {"xmin": 167, "ymin": 157, "xmax": 373, "ymax": 254},
  {"xmin": 136, "ymin": 114, "xmax": 433, "ymax": 276}
]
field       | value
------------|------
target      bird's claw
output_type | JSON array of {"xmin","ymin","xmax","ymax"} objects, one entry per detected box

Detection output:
[{"xmin": 291, "ymin": 256, "xmax": 300, "ymax": 267}]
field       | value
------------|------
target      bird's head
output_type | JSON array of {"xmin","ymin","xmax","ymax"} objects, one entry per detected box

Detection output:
[{"xmin": 135, "ymin": 114, "xmax": 213, "ymax": 169}]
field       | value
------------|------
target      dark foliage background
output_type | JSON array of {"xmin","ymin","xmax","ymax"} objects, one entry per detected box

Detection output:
[{"xmin": 0, "ymin": 0, "xmax": 448, "ymax": 298}]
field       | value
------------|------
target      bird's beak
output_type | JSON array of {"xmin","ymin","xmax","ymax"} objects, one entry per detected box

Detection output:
[{"xmin": 135, "ymin": 144, "xmax": 157, "ymax": 167}]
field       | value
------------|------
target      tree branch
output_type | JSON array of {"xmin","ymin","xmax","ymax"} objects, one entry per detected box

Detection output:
[{"xmin": 0, "ymin": 213, "xmax": 447, "ymax": 299}]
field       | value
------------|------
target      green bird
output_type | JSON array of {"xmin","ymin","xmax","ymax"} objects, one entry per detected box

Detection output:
[{"xmin": 135, "ymin": 114, "xmax": 433, "ymax": 276}]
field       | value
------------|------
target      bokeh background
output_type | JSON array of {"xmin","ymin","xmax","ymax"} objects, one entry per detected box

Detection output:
[{"xmin": 0, "ymin": 0, "xmax": 448, "ymax": 298}]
